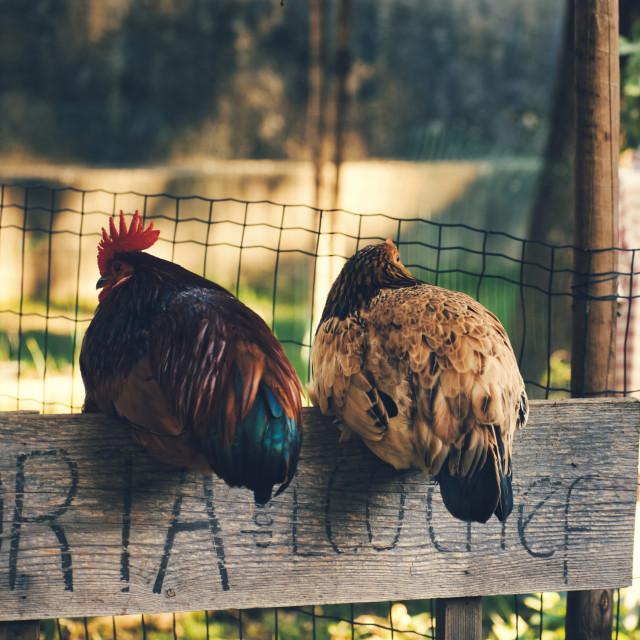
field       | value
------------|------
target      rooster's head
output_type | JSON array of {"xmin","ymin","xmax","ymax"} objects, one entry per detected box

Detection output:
[{"xmin": 96, "ymin": 211, "xmax": 160, "ymax": 301}]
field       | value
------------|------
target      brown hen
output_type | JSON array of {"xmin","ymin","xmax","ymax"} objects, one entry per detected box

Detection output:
[{"xmin": 309, "ymin": 239, "xmax": 528, "ymax": 523}]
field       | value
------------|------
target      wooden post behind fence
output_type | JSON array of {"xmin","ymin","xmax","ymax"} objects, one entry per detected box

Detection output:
[
  {"xmin": 0, "ymin": 621, "xmax": 39, "ymax": 640},
  {"xmin": 435, "ymin": 597, "xmax": 482, "ymax": 640},
  {"xmin": 569, "ymin": 0, "xmax": 620, "ymax": 637}
]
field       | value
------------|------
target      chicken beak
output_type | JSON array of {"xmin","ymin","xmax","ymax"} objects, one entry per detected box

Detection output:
[{"xmin": 96, "ymin": 275, "xmax": 109, "ymax": 289}]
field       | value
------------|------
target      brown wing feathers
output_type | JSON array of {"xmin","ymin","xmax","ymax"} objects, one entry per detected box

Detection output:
[{"xmin": 150, "ymin": 298, "xmax": 302, "ymax": 453}]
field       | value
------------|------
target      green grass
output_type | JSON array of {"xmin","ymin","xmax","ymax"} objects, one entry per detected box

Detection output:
[{"xmin": 0, "ymin": 328, "xmax": 76, "ymax": 373}]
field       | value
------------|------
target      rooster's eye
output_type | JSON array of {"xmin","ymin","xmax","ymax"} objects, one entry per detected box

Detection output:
[
  {"xmin": 395, "ymin": 255, "xmax": 400, "ymax": 262},
  {"xmin": 113, "ymin": 263, "xmax": 122, "ymax": 274}
]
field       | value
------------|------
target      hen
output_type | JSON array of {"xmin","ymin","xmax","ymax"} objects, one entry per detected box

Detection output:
[
  {"xmin": 80, "ymin": 211, "xmax": 303, "ymax": 504},
  {"xmin": 309, "ymin": 239, "xmax": 528, "ymax": 523}
]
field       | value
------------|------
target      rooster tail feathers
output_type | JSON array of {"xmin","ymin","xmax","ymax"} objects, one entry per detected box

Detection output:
[
  {"xmin": 235, "ymin": 343, "xmax": 266, "ymax": 422},
  {"xmin": 245, "ymin": 385, "xmax": 301, "ymax": 503},
  {"xmin": 234, "ymin": 340, "xmax": 303, "ymax": 423},
  {"xmin": 437, "ymin": 428, "xmax": 513, "ymax": 523},
  {"xmin": 205, "ymin": 375, "xmax": 302, "ymax": 504}
]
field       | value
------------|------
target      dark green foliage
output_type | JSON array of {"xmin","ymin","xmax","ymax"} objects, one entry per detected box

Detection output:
[
  {"xmin": 621, "ymin": 22, "xmax": 640, "ymax": 150},
  {"xmin": 0, "ymin": 0, "xmax": 563, "ymax": 163},
  {"xmin": 0, "ymin": 328, "xmax": 74, "ymax": 372}
]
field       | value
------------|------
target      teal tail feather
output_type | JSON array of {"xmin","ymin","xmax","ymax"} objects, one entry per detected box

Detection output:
[{"xmin": 205, "ymin": 378, "xmax": 302, "ymax": 504}]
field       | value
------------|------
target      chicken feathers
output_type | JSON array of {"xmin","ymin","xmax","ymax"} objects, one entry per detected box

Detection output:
[
  {"xmin": 309, "ymin": 239, "xmax": 528, "ymax": 523},
  {"xmin": 80, "ymin": 211, "xmax": 303, "ymax": 504}
]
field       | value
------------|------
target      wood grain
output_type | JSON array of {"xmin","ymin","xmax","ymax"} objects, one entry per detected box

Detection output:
[
  {"xmin": 435, "ymin": 597, "xmax": 482, "ymax": 640},
  {"xmin": 0, "ymin": 621, "xmax": 39, "ymax": 640},
  {"xmin": 566, "ymin": 589, "xmax": 614, "ymax": 640},
  {"xmin": 0, "ymin": 398, "xmax": 637, "ymax": 621}
]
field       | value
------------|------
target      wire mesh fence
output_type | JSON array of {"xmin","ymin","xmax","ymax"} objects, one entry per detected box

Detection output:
[
  {"xmin": 1, "ymin": 182, "xmax": 638, "ymax": 639},
  {"xmin": 37, "ymin": 594, "xmax": 611, "ymax": 640}
]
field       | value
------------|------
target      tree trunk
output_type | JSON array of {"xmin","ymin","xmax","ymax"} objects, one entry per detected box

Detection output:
[
  {"xmin": 308, "ymin": 0, "xmax": 330, "ymax": 209},
  {"xmin": 520, "ymin": 0, "xmax": 575, "ymax": 395},
  {"xmin": 332, "ymin": 0, "xmax": 352, "ymax": 209}
]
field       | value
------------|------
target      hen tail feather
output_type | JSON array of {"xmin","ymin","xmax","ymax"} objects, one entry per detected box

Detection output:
[{"xmin": 437, "ymin": 427, "xmax": 512, "ymax": 523}]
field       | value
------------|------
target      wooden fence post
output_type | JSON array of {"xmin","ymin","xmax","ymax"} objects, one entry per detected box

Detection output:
[
  {"xmin": 435, "ymin": 597, "xmax": 482, "ymax": 640},
  {"xmin": 0, "ymin": 621, "xmax": 39, "ymax": 640},
  {"xmin": 568, "ymin": 0, "xmax": 620, "ymax": 637},
  {"xmin": 566, "ymin": 590, "xmax": 614, "ymax": 640}
]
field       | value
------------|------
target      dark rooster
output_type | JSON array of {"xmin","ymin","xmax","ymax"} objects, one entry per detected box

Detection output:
[
  {"xmin": 80, "ymin": 211, "xmax": 303, "ymax": 504},
  {"xmin": 309, "ymin": 240, "xmax": 528, "ymax": 523}
]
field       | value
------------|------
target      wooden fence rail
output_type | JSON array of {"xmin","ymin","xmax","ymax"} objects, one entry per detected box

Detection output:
[{"xmin": 0, "ymin": 399, "xmax": 638, "ymax": 631}]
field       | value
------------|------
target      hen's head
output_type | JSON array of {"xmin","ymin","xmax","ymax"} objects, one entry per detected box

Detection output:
[
  {"xmin": 96, "ymin": 211, "xmax": 160, "ymax": 301},
  {"xmin": 319, "ymin": 239, "xmax": 418, "ymax": 323}
]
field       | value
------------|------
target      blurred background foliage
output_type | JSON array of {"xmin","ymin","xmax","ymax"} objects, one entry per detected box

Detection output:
[{"xmin": 0, "ymin": 0, "xmax": 562, "ymax": 164}]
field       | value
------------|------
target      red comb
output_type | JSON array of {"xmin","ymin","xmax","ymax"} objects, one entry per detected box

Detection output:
[{"xmin": 97, "ymin": 211, "xmax": 160, "ymax": 275}]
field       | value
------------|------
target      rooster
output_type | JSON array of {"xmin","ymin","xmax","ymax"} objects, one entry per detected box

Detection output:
[
  {"xmin": 309, "ymin": 239, "xmax": 528, "ymax": 523},
  {"xmin": 80, "ymin": 211, "xmax": 303, "ymax": 504}
]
